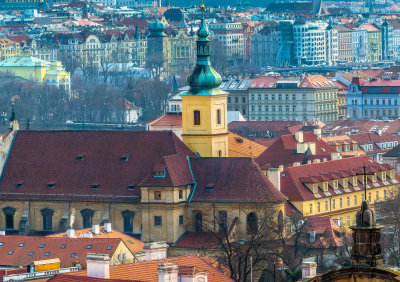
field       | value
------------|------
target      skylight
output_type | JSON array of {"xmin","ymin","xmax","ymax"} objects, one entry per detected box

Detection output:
[
  {"xmin": 18, "ymin": 243, "xmax": 24, "ymax": 247},
  {"xmin": 28, "ymin": 251, "xmax": 34, "ymax": 256},
  {"xmin": 87, "ymin": 245, "xmax": 92, "ymax": 249},
  {"xmin": 8, "ymin": 251, "xmax": 13, "ymax": 255},
  {"xmin": 107, "ymin": 245, "xmax": 112, "ymax": 250},
  {"xmin": 121, "ymin": 154, "xmax": 129, "ymax": 161},
  {"xmin": 128, "ymin": 185, "xmax": 135, "ymax": 191},
  {"xmin": 71, "ymin": 253, "xmax": 76, "ymax": 257},
  {"xmin": 40, "ymin": 244, "xmax": 45, "ymax": 248},
  {"xmin": 60, "ymin": 244, "xmax": 66, "ymax": 249},
  {"xmin": 76, "ymin": 155, "xmax": 85, "ymax": 160},
  {"xmin": 45, "ymin": 252, "xmax": 50, "ymax": 256}
]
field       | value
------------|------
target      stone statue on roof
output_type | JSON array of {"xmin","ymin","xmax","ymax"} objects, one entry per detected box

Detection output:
[{"xmin": 69, "ymin": 208, "xmax": 76, "ymax": 229}]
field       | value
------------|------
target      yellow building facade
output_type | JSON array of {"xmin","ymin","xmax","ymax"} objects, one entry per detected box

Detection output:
[
  {"xmin": 0, "ymin": 39, "xmax": 20, "ymax": 61},
  {"xmin": 0, "ymin": 56, "xmax": 70, "ymax": 90}
]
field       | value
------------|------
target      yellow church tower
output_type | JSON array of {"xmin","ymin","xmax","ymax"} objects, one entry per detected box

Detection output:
[{"xmin": 181, "ymin": 1, "xmax": 228, "ymax": 157}]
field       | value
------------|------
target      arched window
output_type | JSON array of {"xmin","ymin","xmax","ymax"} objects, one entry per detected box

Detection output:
[
  {"xmin": 194, "ymin": 212, "xmax": 203, "ymax": 232},
  {"xmin": 80, "ymin": 209, "xmax": 94, "ymax": 229},
  {"xmin": 217, "ymin": 109, "xmax": 221, "ymax": 125},
  {"xmin": 218, "ymin": 150, "xmax": 222, "ymax": 157},
  {"xmin": 2, "ymin": 207, "xmax": 15, "ymax": 230},
  {"xmin": 246, "ymin": 212, "xmax": 258, "ymax": 235},
  {"xmin": 194, "ymin": 110, "xmax": 200, "ymax": 125},
  {"xmin": 278, "ymin": 210, "xmax": 284, "ymax": 233},
  {"xmin": 121, "ymin": 210, "xmax": 135, "ymax": 233},
  {"xmin": 41, "ymin": 208, "xmax": 54, "ymax": 231}
]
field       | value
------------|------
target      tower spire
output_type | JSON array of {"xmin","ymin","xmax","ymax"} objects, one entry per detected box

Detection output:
[{"xmin": 9, "ymin": 97, "xmax": 19, "ymax": 131}]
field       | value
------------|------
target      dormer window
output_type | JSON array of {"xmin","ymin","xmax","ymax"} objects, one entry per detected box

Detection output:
[
  {"xmin": 121, "ymin": 154, "xmax": 129, "ymax": 161},
  {"xmin": 382, "ymin": 171, "xmax": 386, "ymax": 180},
  {"xmin": 353, "ymin": 177, "xmax": 358, "ymax": 186},
  {"xmin": 372, "ymin": 174, "xmax": 377, "ymax": 182},
  {"xmin": 154, "ymin": 191, "xmax": 161, "ymax": 200},
  {"xmin": 16, "ymin": 181, "xmax": 23, "ymax": 188},
  {"xmin": 76, "ymin": 155, "xmax": 85, "ymax": 161},
  {"xmin": 390, "ymin": 170, "xmax": 395, "ymax": 178},
  {"xmin": 343, "ymin": 178, "xmax": 348, "ymax": 188},
  {"xmin": 333, "ymin": 181, "xmax": 338, "ymax": 189},
  {"xmin": 205, "ymin": 183, "xmax": 214, "ymax": 191},
  {"xmin": 323, "ymin": 182, "xmax": 328, "ymax": 191},
  {"xmin": 153, "ymin": 170, "xmax": 166, "ymax": 177},
  {"xmin": 128, "ymin": 185, "xmax": 135, "ymax": 191},
  {"xmin": 312, "ymin": 184, "xmax": 318, "ymax": 193}
]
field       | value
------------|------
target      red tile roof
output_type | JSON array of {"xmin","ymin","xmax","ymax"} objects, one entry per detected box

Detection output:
[
  {"xmin": 189, "ymin": 157, "xmax": 287, "ymax": 203},
  {"xmin": 0, "ymin": 131, "xmax": 194, "ymax": 203},
  {"xmin": 48, "ymin": 274, "xmax": 139, "ymax": 282},
  {"xmin": 323, "ymin": 119, "xmax": 400, "ymax": 136},
  {"xmin": 10, "ymin": 34, "xmax": 30, "ymax": 44},
  {"xmin": 147, "ymin": 114, "xmax": 182, "ymax": 128},
  {"xmin": 248, "ymin": 76, "xmax": 280, "ymax": 88},
  {"xmin": 66, "ymin": 255, "xmax": 233, "ymax": 281},
  {"xmin": 173, "ymin": 231, "xmax": 221, "ymax": 248},
  {"xmin": 0, "ymin": 235, "xmax": 123, "ymax": 268},
  {"xmin": 255, "ymin": 132, "xmax": 335, "ymax": 168},
  {"xmin": 280, "ymin": 156, "xmax": 396, "ymax": 201},
  {"xmin": 228, "ymin": 121, "xmax": 304, "ymax": 138},
  {"xmin": 299, "ymin": 75, "xmax": 337, "ymax": 89},
  {"xmin": 361, "ymin": 24, "xmax": 380, "ymax": 32}
]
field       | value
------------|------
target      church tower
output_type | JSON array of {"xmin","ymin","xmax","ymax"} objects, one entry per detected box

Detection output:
[{"xmin": 181, "ymin": 1, "xmax": 228, "ymax": 157}]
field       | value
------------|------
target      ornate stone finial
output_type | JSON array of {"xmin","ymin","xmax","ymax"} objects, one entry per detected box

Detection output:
[
  {"xmin": 356, "ymin": 200, "xmax": 376, "ymax": 227},
  {"xmin": 10, "ymin": 97, "xmax": 16, "ymax": 122}
]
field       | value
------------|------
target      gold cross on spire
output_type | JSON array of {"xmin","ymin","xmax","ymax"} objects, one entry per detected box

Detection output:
[{"xmin": 200, "ymin": 0, "xmax": 204, "ymax": 10}]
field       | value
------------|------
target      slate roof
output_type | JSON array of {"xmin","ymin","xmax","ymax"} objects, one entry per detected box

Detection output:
[
  {"xmin": 383, "ymin": 144, "xmax": 400, "ymax": 157},
  {"xmin": 0, "ymin": 235, "xmax": 123, "ymax": 267},
  {"xmin": 0, "ymin": 131, "xmax": 193, "ymax": 203}
]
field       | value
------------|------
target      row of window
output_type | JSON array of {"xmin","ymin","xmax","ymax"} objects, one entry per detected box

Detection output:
[{"xmin": 309, "ymin": 190, "xmax": 387, "ymax": 214}]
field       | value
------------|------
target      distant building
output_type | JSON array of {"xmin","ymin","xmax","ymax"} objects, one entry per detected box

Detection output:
[
  {"xmin": 389, "ymin": 22, "xmax": 400, "ymax": 61},
  {"xmin": 248, "ymin": 75, "xmax": 338, "ymax": 123},
  {"xmin": 347, "ymin": 77, "xmax": 400, "ymax": 120},
  {"xmin": 381, "ymin": 21, "xmax": 394, "ymax": 61},
  {"xmin": 0, "ymin": 56, "xmax": 70, "ymax": 90},
  {"xmin": 351, "ymin": 25, "xmax": 368, "ymax": 63},
  {"xmin": 251, "ymin": 22, "xmax": 280, "ymax": 67},
  {"xmin": 223, "ymin": 78, "xmax": 252, "ymax": 119},
  {"xmin": 0, "ymin": 39, "xmax": 21, "ymax": 61},
  {"xmin": 333, "ymin": 25, "xmax": 352, "ymax": 63},
  {"xmin": 209, "ymin": 22, "xmax": 244, "ymax": 66},
  {"xmin": 361, "ymin": 24, "xmax": 382, "ymax": 62}
]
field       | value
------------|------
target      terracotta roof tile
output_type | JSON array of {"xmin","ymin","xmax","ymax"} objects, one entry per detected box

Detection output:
[
  {"xmin": 0, "ymin": 131, "xmax": 194, "ymax": 203},
  {"xmin": 147, "ymin": 114, "xmax": 182, "ymax": 128},
  {"xmin": 228, "ymin": 132, "xmax": 267, "ymax": 158}
]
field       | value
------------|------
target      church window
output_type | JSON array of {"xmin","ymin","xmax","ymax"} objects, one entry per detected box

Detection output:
[
  {"xmin": 194, "ymin": 110, "xmax": 200, "ymax": 125},
  {"xmin": 154, "ymin": 191, "xmax": 161, "ymax": 200},
  {"xmin": 3, "ymin": 207, "xmax": 15, "ymax": 230},
  {"xmin": 179, "ymin": 215, "xmax": 184, "ymax": 225},
  {"xmin": 41, "ymin": 208, "xmax": 54, "ymax": 231},
  {"xmin": 217, "ymin": 109, "xmax": 221, "ymax": 125},
  {"xmin": 247, "ymin": 213, "xmax": 258, "ymax": 235},
  {"xmin": 121, "ymin": 210, "xmax": 135, "ymax": 233},
  {"xmin": 219, "ymin": 211, "xmax": 227, "ymax": 232},
  {"xmin": 179, "ymin": 190, "xmax": 183, "ymax": 199},
  {"xmin": 194, "ymin": 212, "xmax": 203, "ymax": 232},
  {"xmin": 277, "ymin": 210, "xmax": 284, "ymax": 233},
  {"xmin": 80, "ymin": 209, "xmax": 94, "ymax": 229},
  {"xmin": 154, "ymin": 216, "xmax": 162, "ymax": 226}
]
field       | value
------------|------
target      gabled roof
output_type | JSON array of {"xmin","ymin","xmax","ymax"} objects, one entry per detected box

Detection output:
[
  {"xmin": 147, "ymin": 113, "xmax": 182, "ymax": 128},
  {"xmin": 255, "ymin": 132, "xmax": 335, "ymax": 168},
  {"xmin": 228, "ymin": 121, "xmax": 304, "ymax": 138},
  {"xmin": 0, "ymin": 235, "xmax": 123, "ymax": 267},
  {"xmin": 383, "ymin": 144, "xmax": 400, "ymax": 157},
  {"xmin": 280, "ymin": 156, "xmax": 395, "ymax": 201},
  {"xmin": 64, "ymin": 254, "xmax": 233, "ymax": 281},
  {"xmin": 228, "ymin": 132, "xmax": 267, "ymax": 158},
  {"xmin": 48, "ymin": 226, "xmax": 145, "ymax": 255},
  {"xmin": 189, "ymin": 157, "xmax": 286, "ymax": 203},
  {"xmin": 0, "ymin": 131, "xmax": 194, "ymax": 203}
]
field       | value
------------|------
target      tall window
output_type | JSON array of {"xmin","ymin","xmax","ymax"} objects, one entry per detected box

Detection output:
[
  {"xmin": 41, "ymin": 208, "xmax": 54, "ymax": 231},
  {"xmin": 246, "ymin": 213, "xmax": 258, "ymax": 235},
  {"xmin": 194, "ymin": 110, "xmax": 200, "ymax": 125},
  {"xmin": 2, "ymin": 207, "xmax": 15, "ymax": 230},
  {"xmin": 121, "ymin": 210, "xmax": 135, "ymax": 233},
  {"xmin": 218, "ymin": 211, "xmax": 227, "ymax": 232},
  {"xmin": 194, "ymin": 212, "xmax": 202, "ymax": 232},
  {"xmin": 277, "ymin": 210, "xmax": 284, "ymax": 233},
  {"xmin": 80, "ymin": 209, "xmax": 94, "ymax": 229},
  {"xmin": 217, "ymin": 109, "xmax": 221, "ymax": 125}
]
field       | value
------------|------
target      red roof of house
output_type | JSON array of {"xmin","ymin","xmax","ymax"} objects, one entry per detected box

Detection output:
[
  {"xmin": 0, "ymin": 131, "xmax": 193, "ymax": 203},
  {"xmin": 255, "ymin": 132, "xmax": 335, "ymax": 168},
  {"xmin": 9, "ymin": 34, "xmax": 30, "ymax": 44},
  {"xmin": 347, "ymin": 132, "xmax": 400, "ymax": 154},
  {"xmin": 0, "ymin": 235, "xmax": 123, "ymax": 268},
  {"xmin": 228, "ymin": 121, "xmax": 304, "ymax": 138},
  {"xmin": 248, "ymin": 76, "xmax": 280, "ymax": 88},
  {"xmin": 280, "ymin": 156, "xmax": 396, "ymax": 201},
  {"xmin": 173, "ymin": 231, "xmax": 221, "ymax": 248},
  {"xmin": 323, "ymin": 119, "xmax": 400, "ymax": 136},
  {"xmin": 147, "ymin": 114, "xmax": 182, "ymax": 128},
  {"xmin": 189, "ymin": 157, "xmax": 287, "ymax": 203},
  {"xmin": 65, "ymin": 254, "xmax": 232, "ymax": 282},
  {"xmin": 361, "ymin": 24, "xmax": 380, "ymax": 32},
  {"xmin": 48, "ymin": 274, "xmax": 138, "ymax": 282}
]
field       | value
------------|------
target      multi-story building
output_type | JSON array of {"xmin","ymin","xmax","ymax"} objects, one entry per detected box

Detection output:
[
  {"xmin": 0, "ymin": 39, "xmax": 20, "ymax": 61},
  {"xmin": 293, "ymin": 20, "xmax": 327, "ymax": 65},
  {"xmin": 248, "ymin": 75, "xmax": 338, "ymax": 123},
  {"xmin": 167, "ymin": 28, "xmax": 196, "ymax": 74},
  {"xmin": 351, "ymin": 25, "xmax": 368, "ymax": 63},
  {"xmin": 390, "ymin": 22, "xmax": 400, "ymax": 61},
  {"xmin": 0, "ymin": 56, "xmax": 70, "ymax": 90},
  {"xmin": 209, "ymin": 22, "xmax": 244, "ymax": 66},
  {"xmin": 325, "ymin": 24, "xmax": 338, "ymax": 65},
  {"xmin": 277, "ymin": 20, "xmax": 295, "ymax": 66},
  {"xmin": 333, "ymin": 25, "xmax": 352, "ymax": 63},
  {"xmin": 361, "ymin": 24, "xmax": 382, "ymax": 62},
  {"xmin": 242, "ymin": 22, "xmax": 255, "ymax": 63},
  {"xmin": 251, "ymin": 22, "xmax": 279, "ymax": 67},
  {"xmin": 347, "ymin": 77, "xmax": 400, "ymax": 120},
  {"xmin": 381, "ymin": 21, "xmax": 394, "ymax": 61},
  {"xmin": 116, "ymin": 0, "xmax": 158, "ymax": 8},
  {"xmin": 269, "ymin": 155, "xmax": 399, "ymax": 229},
  {"xmin": 223, "ymin": 78, "xmax": 252, "ymax": 119}
]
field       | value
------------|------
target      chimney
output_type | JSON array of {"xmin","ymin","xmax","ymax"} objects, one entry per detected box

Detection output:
[
  {"xmin": 268, "ymin": 168, "xmax": 281, "ymax": 191},
  {"xmin": 0, "ymin": 230, "xmax": 5, "ymax": 235},
  {"xmin": 323, "ymin": 158, "xmax": 328, "ymax": 162},
  {"xmin": 104, "ymin": 222, "xmax": 112, "ymax": 233},
  {"xmin": 293, "ymin": 162, "xmax": 300, "ymax": 167},
  {"xmin": 312, "ymin": 159, "xmax": 320, "ymax": 163},
  {"xmin": 301, "ymin": 261, "xmax": 317, "ymax": 281},
  {"xmin": 331, "ymin": 152, "xmax": 342, "ymax": 160},
  {"xmin": 297, "ymin": 142, "xmax": 308, "ymax": 154},
  {"xmin": 93, "ymin": 225, "xmax": 100, "ymax": 235},
  {"xmin": 313, "ymin": 128, "xmax": 322, "ymax": 138},
  {"xmin": 143, "ymin": 242, "xmax": 169, "ymax": 261},
  {"xmin": 307, "ymin": 160, "xmax": 312, "ymax": 164},
  {"xmin": 295, "ymin": 131, "xmax": 303, "ymax": 143},
  {"xmin": 86, "ymin": 253, "xmax": 110, "ymax": 279},
  {"xmin": 307, "ymin": 142, "xmax": 316, "ymax": 155},
  {"xmin": 310, "ymin": 230, "xmax": 316, "ymax": 242},
  {"xmin": 67, "ymin": 229, "xmax": 76, "ymax": 238},
  {"xmin": 157, "ymin": 263, "xmax": 178, "ymax": 282}
]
